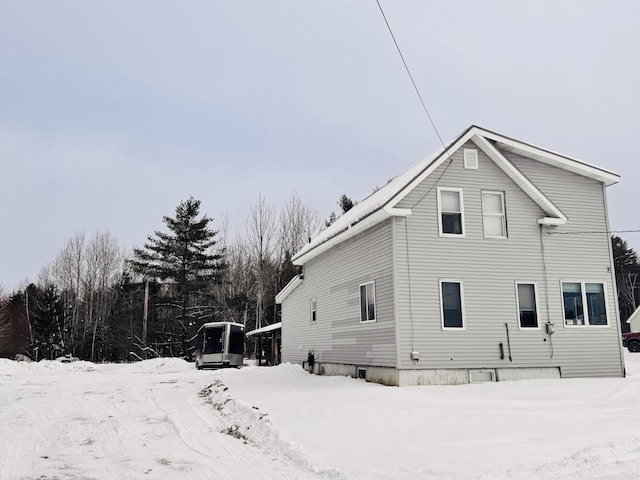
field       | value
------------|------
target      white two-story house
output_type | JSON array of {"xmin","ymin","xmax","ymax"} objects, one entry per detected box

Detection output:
[{"xmin": 276, "ymin": 125, "xmax": 625, "ymax": 385}]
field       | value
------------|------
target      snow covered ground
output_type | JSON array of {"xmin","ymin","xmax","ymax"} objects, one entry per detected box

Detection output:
[{"xmin": 1, "ymin": 354, "xmax": 639, "ymax": 480}]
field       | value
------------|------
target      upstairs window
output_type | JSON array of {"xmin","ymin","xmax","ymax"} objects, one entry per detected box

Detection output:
[
  {"xmin": 438, "ymin": 188, "xmax": 464, "ymax": 236},
  {"xmin": 562, "ymin": 282, "xmax": 608, "ymax": 326},
  {"xmin": 360, "ymin": 281, "xmax": 376, "ymax": 323},
  {"xmin": 310, "ymin": 298, "xmax": 317, "ymax": 324},
  {"xmin": 482, "ymin": 191, "xmax": 507, "ymax": 238}
]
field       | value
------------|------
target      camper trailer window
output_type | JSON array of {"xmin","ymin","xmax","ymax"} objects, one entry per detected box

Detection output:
[
  {"xmin": 229, "ymin": 325, "xmax": 244, "ymax": 355},
  {"xmin": 204, "ymin": 327, "xmax": 224, "ymax": 354}
]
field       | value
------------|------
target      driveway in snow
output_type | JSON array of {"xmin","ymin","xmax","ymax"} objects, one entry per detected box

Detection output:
[{"xmin": 0, "ymin": 359, "xmax": 327, "ymax": 480}]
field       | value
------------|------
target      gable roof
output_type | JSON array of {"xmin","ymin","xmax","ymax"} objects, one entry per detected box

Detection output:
[
  {"xmin": 292, "ymin": 125, "xmax": 619, "ymax": 265},
  {"xmin": 626, "ymin": 305, "xmax": 640, "ymax": 325}
]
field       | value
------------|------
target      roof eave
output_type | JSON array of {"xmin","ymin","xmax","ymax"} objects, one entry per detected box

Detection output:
[
  {"xmin": 275, "ymin": 275, "xmax": 303, "ymax": 304},
  {"xmin": 478, "ymin": 127, "xmax": 620, "ymax": 187},
  {"xmin": 292, "ymin": 208, "xmax": 392, "ymax": 265}
]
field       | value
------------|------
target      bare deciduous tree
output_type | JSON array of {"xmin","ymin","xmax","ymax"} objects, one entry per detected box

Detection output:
[
  {"xmin": 85, "ymin": 231, "xmax": 125, "ymax": 360},
  {"xmin": 247, "ymin": 194, "xmax": 276, "ymax": 329},
  {"xmin": 51, "ymin": 232, "xmax": 86, "ymax": 344},
  {"xmin": 278, "ymin": 191, "xmax": 322, "ymax": 262}
]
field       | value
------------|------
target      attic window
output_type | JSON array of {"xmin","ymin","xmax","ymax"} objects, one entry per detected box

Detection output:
[{"xmin": 463, "ymin": 149, "xmax": 478, "ymax": 169}]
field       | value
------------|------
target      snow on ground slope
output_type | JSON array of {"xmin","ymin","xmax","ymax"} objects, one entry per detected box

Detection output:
[
  {"xmin": 217, "ymin": 353, "xmax": 640, "ymax": 480},
  {"xmin": 1, "ymin": 354, "xmax": 639, "ymax": 480}
]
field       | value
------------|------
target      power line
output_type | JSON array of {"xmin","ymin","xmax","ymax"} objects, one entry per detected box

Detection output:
[
  {"xmin": 547, "ymin": 229, "xmax": 640, "ymax": 236},
  {"xmin": 375, "ymin": 0, "xmax": 446, "ymax": 149}
]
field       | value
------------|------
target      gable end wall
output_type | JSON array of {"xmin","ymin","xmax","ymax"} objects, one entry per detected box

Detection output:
[{"xmin": 391, "ymin": 142, "xmax": 623, "ymax": 378}]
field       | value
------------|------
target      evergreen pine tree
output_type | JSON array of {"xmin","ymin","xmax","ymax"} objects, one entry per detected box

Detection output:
[
  {"xmin": 27, "ymin": 283, "xmax": 65, "ymax": 360},
  {"xmin": 128, "ymin": 197, "xmax": 225, "ymax": 356}
]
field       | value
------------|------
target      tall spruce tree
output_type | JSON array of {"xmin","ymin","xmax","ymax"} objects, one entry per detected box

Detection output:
[
  {"xmin": 128, "ymin": 197, "xmax": 225, "ymax": 355},
  {"xmin": 612, "ymin": 235, "xmax": 640, "ymax": 328}
]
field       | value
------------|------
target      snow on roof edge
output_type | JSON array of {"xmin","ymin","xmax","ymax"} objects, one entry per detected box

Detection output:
[
  {"xmin": 246, "ymin": 322, "xmax": 282, "ymax": 337},
  {"xmin": 292, "ymin": 143, "xmax": 448, "ymax": 262},
  {"xmin": 292, "ymin": 125, "xmax": 619, "ymax": 264}
]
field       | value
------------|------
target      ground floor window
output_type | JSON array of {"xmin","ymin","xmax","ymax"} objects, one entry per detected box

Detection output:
[
  {"xmin": 360, "ymin": 282, "xmax": 376, "ymax": 322},
  {"xmin": 440, "ymin": 281, "xmax": 464, "ymax": 329},
  {"xmin": 562, "ymin": 281, "xmax": 608, "ymax": 326},
  {"xmin": 310, "ymin": 297, "xmax": 317, "ymax": 324},
  {"xmin": 516, "ymin": 283, "xmax": 538, "ymax": 328}
]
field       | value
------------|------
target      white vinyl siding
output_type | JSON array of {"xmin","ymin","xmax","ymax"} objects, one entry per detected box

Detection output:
[
  {"xmin": 437, "ymin": 187, "xmax": 465, "ymax": 236},
  {"xmin": 440, "ymin": 280, "xmax": 465, "ymax": 329},
  {"xmin": 516, "ymin": 282, "xmax": 539, "ymax": 329},
  {"xmin": 360, "ymin": 281, "xmax": 376, "ymax": 323},
  {"xmin": 482, "ymin": 191, "xmax": 507, "ymax": 238},
  {"xmin": 280, "ymin": 220, "xmax": 395, "ymax": 368}
]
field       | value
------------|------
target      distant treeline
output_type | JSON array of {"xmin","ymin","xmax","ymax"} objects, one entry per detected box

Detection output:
[{"xmin": 0, "ymin": 192, "xmax": 340, "ymax": 361}]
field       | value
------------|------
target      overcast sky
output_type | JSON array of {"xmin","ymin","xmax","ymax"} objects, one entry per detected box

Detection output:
[{"xmin": 1, "ymin": 1, "xmax": 639, "ymax": 291}]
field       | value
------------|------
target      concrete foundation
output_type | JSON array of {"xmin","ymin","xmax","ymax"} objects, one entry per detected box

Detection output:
[{"xmin": 302, "ymin": 361, "xmax": 562, "ymax": 386}]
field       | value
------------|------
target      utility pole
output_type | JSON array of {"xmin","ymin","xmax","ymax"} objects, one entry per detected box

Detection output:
[{"xmin": 142, "ymin": 279, "xmax": 149, "ymax": 359}]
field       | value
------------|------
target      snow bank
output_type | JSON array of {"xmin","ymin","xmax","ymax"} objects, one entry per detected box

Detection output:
[
  {"xmin": 101, "ymin": 357, "xmax": 193, "ymax": 374},
  {"xmin": 0, "ymin": 357, "xmax": 192, "ymax": 377},
  {"xmin": 199, "ymin": 375, "xmax": 347, "ymax": 479},
  {"xmin": 0, "ymin": 358, "xmax": 98, "ymax": 376}
]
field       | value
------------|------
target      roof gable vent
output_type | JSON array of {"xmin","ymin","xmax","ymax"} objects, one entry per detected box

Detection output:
[{"xmin": 464, "ymin": 148, "xmax": 478, "ymax": 169}]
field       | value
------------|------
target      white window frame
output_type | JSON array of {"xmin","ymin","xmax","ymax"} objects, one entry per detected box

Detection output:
[
  {"xmin": 310, "ymin": 297, "xmax": 317, "ymax": 325},
  {"xmin": 515, "ymin": 282, "xmax": 540, "ymax": 330},
  {"xmin": 482, "ymin": 190, "xmax": 507, "ymax": 239},
  {"xmin": 560, "ymin": 280, "xmax": 609, "ymax": 327},
  {"xmin": 437, "ymin": 187, "xmax": 465, "ymax": 237},
  {"xmin": 439, "ymin": 279, "xmax": 466, "ymax": 330},
  {"xmin": 359, "ymin": 281, "xmax": 376, "ymax": 323}
]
